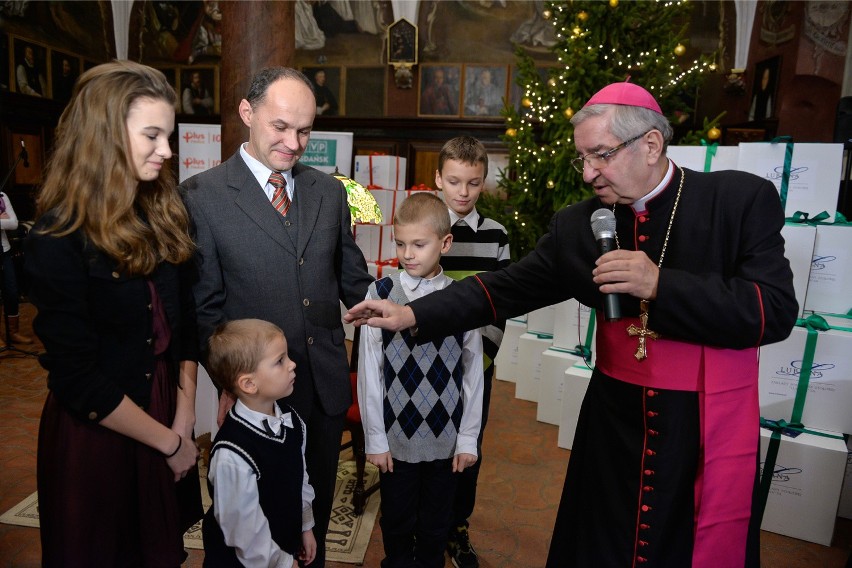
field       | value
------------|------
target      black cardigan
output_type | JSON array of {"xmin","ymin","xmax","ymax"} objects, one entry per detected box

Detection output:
[{"xmin": 25, "ymin": 223, "xmax": 198, "ymax": 423}]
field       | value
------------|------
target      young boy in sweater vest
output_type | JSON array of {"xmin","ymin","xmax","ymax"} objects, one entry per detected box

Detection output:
[
  {"xmin": 358, "ymin": 192, "xmax": 484, "ymax": 568},
  {"xmin": 435, "ymin": 136, "xmax": 510, "ymax": 568},
  {"xmin": 203, "ymin": 319, "xmax": 317, "ymax": 567}
]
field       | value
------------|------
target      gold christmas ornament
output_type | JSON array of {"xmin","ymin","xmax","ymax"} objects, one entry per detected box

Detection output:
[
  {"xmin": 546, "ymin": 180, "xmax": 555, "ymax": 189},
  {"xmin": 709, "ymin": 62, "xmax": 718, "ymax": 72},
  {"xmin": 674, "ymin": 43, "xmax": 686, "ymax": 56},
  {"xmin": 573, "ymin": 26, "xmax": 582, "ymax": 35},
  {"xmin": 564, "ymin": 107, "xmax": 574, "ymax": 119},
  {"xmin": 707, "ymin": 127, "xmax": 721, "ymax": 141},
  {"xmin": 609, "ymin": 0, "xmax": 618, "ymax": 7},
  {"xmin": 521, "ymin": 97, "xmax": 532, "ymax": 108},
  {"xmin": 505, "ymin": 128, "xmax": 518, "ymax": 138},
  {"xmin": 547, "ymin": 77, "xmax": 557, "ymax": 88},
  {"xmin": 578, "ymin": 10, "xmax": 588, "ymax": 22},
  {"xmin": 542, "ymin": 9, "xmax": 552, "ymax": 20}
]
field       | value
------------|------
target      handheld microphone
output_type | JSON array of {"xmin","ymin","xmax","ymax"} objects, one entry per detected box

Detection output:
[
  {"xmin": 20, "ymin": 140, "xmax": 29, "ymax": 168},
  {"xmin": 590, "ymin": 208, "xmax": 621, "ymax": 321}
]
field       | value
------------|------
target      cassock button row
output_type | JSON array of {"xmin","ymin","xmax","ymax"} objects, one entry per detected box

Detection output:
[
  {"xmin": 639, "ymin": 235, "xmax": 649, "ymax": 242},
  {"xmin": 642, "ymin": 505, "xmax": 652, "ymax": 512},
  {"xmin": 640, "ymin": 523, "xmax": 651, "ymax": 530},
  {"xmin": 639, "ymin": 216, "xmax": 648, "ymax": 223},
  {"xmin": 648, "ymin": 429, "xmax": 659, "ymax": 436},
  {"xmin": 647, "ymin": 411, "xmax": 658, "ymax": 417},
  {"xmin": 646, "ymin": 389, "xmax": 657, "ymax": 397},
  {"xmin": 644, "ymin": 469, "xmax": 655, "ymax": 476},
  {"xmin": 639, "ymin": 540, "xmax": 649, "ymax": 547},
  {"xmin": 637, "ymin": 556, "xmax": 648, "ymax": 563},
  {"xmin": 643, "ymin": 485, "xmax": 654, "ymax": 492},
  {"xmin": 645, "ymin": 449, "xmax": 656, "ymax": 456}
]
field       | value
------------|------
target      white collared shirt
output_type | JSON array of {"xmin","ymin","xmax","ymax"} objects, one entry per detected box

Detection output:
[
  {"xmin": 208, "ymin": 399, "xmax": 315, "ymax": 568},
  {"xmin": 631, "ymin": 159, "xmax": 675, "ymax": 214},
  {"xmin": 448, "ymin": 208, "xmax": 481, "ymax": 232},
  {"xmin": 240, "ymin": 144, "xmax": 295, "ymax": 203},
  {"xmin": 358, "ymin": 269, "xmax": 485, "ymax": 458}
]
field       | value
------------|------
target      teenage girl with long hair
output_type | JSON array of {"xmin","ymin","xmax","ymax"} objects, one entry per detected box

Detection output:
[{"xmin": 26, "ymin": 60, "xmax": 202, "ymax": 566}]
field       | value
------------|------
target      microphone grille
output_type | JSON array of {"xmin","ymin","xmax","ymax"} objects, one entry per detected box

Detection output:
[{"xmin": 590, "ymin": 208, "xmax": 616, "ymax": 239}]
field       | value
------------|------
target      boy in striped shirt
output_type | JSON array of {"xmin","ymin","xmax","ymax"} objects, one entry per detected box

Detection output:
[{"xmin": 435, "ymin": 136, "xmax": 510, "ymax": 568}]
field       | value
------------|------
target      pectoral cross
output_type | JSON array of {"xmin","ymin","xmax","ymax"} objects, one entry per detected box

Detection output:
[{"xmin": 626, "ymin": 300, "xmax": 660, "ymax": 361}]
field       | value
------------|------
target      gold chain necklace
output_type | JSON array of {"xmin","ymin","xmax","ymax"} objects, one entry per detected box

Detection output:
[{"xmin": 613, "ymin": 166, "xmax": 684, "ymax": 361}]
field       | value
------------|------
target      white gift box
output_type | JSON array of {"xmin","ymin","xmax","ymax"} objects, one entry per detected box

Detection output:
[
  {"xmin": 365, "ymin": 260, "xmax": 400, "ymax": 280},
  {"xmin": 759, "ymin": 324, "xmax": 852, "ymax": 434},
  {"xmin": 557, "ymin": 363, "xmax": 593, "ymax": 450},
  {"xmin": 514, "ymin": 332, "xmax": 552, "ymax": 402},
  {"xmin": 527, "ymin": 305, "xmax": 557, "ymax": 335},
  {"xmin": 837, "ymin": 436, "xmax": 852, "ymax": 520},
  {"xmin": 536, "ymin": 348, "xmax": 581, "ymax": 425},
  {"xmin": 369, "ymin": 188, "xmax": 439, "ymax": 224},
  {"xmin": 804, "ymin": 224, "xmax": 852, "ymax": 314},
  {"xmin": 353, "ymin": 224, "xmax": 396, "ymax": 262},
  {"xmin": 781, "ymin": 223, "xmax": 817, "ymax": 318},
  {"xmin": 553, "ymin": 300, "xmax": 596, "ymax": 352},
  {"xmin": 736, "ymin": 142, "xmax": 843, "ymax": 220},
  {"xmin": 354, "ymin": 155, "xmax": 407, "ymax": 189},
  {"xmin": 759, "ymin": 426, "xmax": 847, "ymax": 545},
  {"xmin": 666, "ymin": 145, "xmax": 739, "ymax": 172},
  {"xmin": 494, "ymin": 319, "xmax": 526, "ymax": 383}
]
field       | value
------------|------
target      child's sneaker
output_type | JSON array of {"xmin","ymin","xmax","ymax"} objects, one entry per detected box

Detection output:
[{"xmin": 447, "ymin": 524, "xmax": 479, "ymax": 568}]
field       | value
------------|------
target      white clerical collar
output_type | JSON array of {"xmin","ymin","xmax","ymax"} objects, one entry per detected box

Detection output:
[
  {"xmin": 631, "ymin": 159, "xmax": 675, "ymax": 214},
  {"xmin": 449, "ymin": 208, "xmax": 480, "ymax": 232},
  {"xmin": 400, "ymin": 268, "xmax": 451, "ymax": 292},
  {"xmin": 234, "ymin": 399, "xmax": 293, "ymax": 435},
  {"xmin": 240, "ymin": 143, "xmax": 294, "ymax": 198}
]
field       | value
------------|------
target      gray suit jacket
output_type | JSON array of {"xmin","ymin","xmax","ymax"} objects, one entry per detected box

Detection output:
[{"xmin": 180, "ymin": 153, "xmax": 373, "ymax": 417}]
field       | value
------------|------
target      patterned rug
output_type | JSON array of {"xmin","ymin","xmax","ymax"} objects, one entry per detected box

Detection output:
[{"xmin": 0, "ymin": 458, "xmax": 380, "ymax": 564}]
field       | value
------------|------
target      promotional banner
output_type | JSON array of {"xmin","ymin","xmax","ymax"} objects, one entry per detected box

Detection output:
[{"xmin": 178, "ymin": 123, "xmax": 222, "ymax": 182}]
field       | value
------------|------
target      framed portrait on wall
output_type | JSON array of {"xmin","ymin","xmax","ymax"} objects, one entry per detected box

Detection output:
[
  {"xmin": 11, "ymin": 37, "xmax": 48, "ymax": 98},
  {"xmin": 462, "ymin": 64, "xmax": 508, "ymax": 118},
  {"xmin": 50, "ymin": 50, "xmax": 81, "ymax": 104},
  {"xmin": 388, "ymin": 18, "xmax": 417, "ymax": 65},
  {"xmin": 749, "ymin": 56, "xmax": 780, "ymax": 121},
  {"xmin": 180, "ymin": 66, "xmax": 217, "ymax": 115},
  {"xmin": 346, "ymin": 66, "xmax": 385, "ymax": 117},
  {"xmin": 304, "ymin": 66, "xmax": 341, "ymax": 116},
  {"xmin": 418, "ymin": 64, "xmax": 461, "ymax": 117},
  {"xmin": 1, "ymin": 31, "xmax": 9, "ymax": 92}
]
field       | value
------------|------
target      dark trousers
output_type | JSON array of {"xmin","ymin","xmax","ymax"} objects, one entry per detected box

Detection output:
[
  {"xmin": 451, "ymin": 365, "xmax": 494, "ymax": 527},
  {"xmin": 305, "ymin": 405, "xmax": 345, "ymax": 568},
  {"xmin": 1, "ymin": 250, "xmax": 20, "ymax": 315},
  {"xmin": 380, "ymin": 457, "xmax": 458, "ymax": 568}
]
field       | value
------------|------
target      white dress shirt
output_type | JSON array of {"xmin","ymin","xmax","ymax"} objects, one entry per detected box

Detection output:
[
  {"xmin": 357, "ymin": 269, "xmax": 485, "ymax": 459},
  {"xmin": 448, "ymin": 208, "xmax": 481, "ymax": 232},
  {"xmin": 208, "ymin": 399, "xmax": 315, "ymax": 568}
]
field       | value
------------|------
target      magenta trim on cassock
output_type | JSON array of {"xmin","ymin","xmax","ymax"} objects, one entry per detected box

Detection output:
[{"xmin": 596, "ymin": 316, "xmax": 758, "ymax": 567}]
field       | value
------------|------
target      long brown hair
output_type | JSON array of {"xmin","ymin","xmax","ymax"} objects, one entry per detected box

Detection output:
[{"xmin": 36, "ymin": 60, "xmax": 194, "ymax": 275}]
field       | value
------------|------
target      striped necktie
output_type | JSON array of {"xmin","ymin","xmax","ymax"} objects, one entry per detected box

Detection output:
[{"xmin": 269, "ymin": 172, "xmax": 291, "ymax": 216}]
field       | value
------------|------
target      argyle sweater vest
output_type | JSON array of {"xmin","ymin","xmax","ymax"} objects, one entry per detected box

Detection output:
[
  {"xmin": 202, "ymin": 404, "xmax": 304, "ymax": 566},
  {"xmin": 441, "ymin": 215, "xmax": 510, "ymax": 373},
  {"xmin": 371, "ymin": 273, "xmax": 465, "ymax": 463}
]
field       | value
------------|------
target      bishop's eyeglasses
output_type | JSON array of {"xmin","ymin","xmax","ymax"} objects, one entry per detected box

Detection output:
[{"xmin": 571, "ymin": 130, "xmax": 650, "ymax": 174}]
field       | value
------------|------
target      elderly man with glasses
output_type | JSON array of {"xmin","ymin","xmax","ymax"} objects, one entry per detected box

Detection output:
[{"xmin": 346, "ymin": 81, "xmax": 797, "ymax": 568}]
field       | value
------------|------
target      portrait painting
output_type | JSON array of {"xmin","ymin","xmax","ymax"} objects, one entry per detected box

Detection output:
[
  {"xmin": 388, "ymin": 18, "xmax": 417, "ymax": 64},
  {"xmin": 50, "ymin": 50, "xmax": 80, "ymax": 104},
  {"xmin": 346, "ymin": 67, "xmax": 385, "ymax": 117},
  {"xmin": 304, "ymin": 66, "xmax": 342, "ymax": 117},
  {"xmin": 418, "ymin": 64, "xmax": 461, "ymax": 117},
  {"xmin": 462, "ymin": 64, "xmax": 508, "ymax": 118},
  {"xmin": 12, "ymin": 37, "xmax": 48, "ymax": 98},
  {"xmin": 0, "ymin": 32, "xmax": 9, "ymax": 92},
  {"xmin": 749, "ymin": 56, "xmax": 780, "ymax": 122},
  {"xmin": 180, "ymin": 66, "xmax": 217, "ymax": 116}
]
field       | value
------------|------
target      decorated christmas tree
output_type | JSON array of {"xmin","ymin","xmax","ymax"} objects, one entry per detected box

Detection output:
[{"xmin": 479, "ymin": 0, "xmax": 720, "ymax": 258}]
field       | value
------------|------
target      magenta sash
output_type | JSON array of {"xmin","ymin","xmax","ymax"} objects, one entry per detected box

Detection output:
[{"xmin": 596, "ymin": 317, "xmax": 758, "ymax": 568}]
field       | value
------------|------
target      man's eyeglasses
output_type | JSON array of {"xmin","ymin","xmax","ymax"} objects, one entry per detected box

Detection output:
[{"xmin": 571, "ymin": 131, "xmax": 650, "ymax": 174}]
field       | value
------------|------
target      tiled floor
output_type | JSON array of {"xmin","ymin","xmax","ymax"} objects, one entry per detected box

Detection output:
[{"xmin": 2, "ymin": 302, "xmax": 851, "ymax": 567}]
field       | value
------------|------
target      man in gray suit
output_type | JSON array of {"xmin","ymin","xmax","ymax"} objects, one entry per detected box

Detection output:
[{"xmin": 181, "ymin": 67, "xmax": 373, "ymax": 566}]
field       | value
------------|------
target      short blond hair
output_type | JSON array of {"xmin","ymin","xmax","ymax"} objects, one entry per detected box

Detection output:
[
  {"xmin": 206, "ymin": 319, "xmax": 284, "ymax": 394},
  {"xmin": 394, "ymin": 192, "xmax": 450, "ymax": 237}
]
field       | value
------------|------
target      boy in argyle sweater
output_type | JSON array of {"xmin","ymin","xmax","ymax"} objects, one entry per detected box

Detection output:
[
  {"xmin": 435, "ymin": 136, "xmax": 510, "ymax": 568},
  {"xmin": 358, "ymin": 192, "xmax": 484, "ymax": 568}
]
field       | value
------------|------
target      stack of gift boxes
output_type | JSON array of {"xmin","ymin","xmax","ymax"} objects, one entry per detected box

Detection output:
[
  {"xmin": 491, "ymin": 140, "xmax": 852, "ymax": 546},
  {"xmin": 351, "ymin": 154, "xmax": 440, "ymax": 279}
]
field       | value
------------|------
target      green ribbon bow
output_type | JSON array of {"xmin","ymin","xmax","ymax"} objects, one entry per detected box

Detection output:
[
  {"xmin": 769, "ymin": 136, "xmax": 794, "ymax": 210},
  {"xmin": 700, "ymin": 139, "xmax": 718, "ymax": 173}
]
